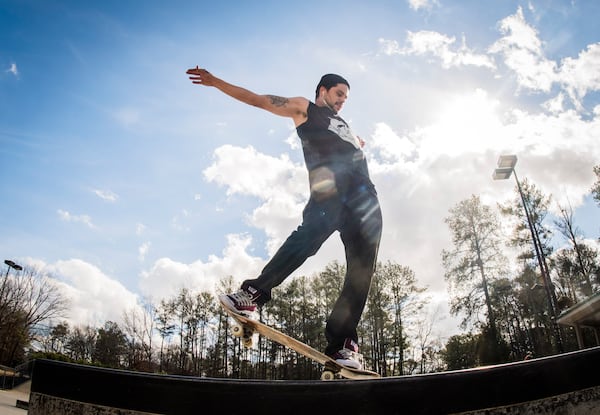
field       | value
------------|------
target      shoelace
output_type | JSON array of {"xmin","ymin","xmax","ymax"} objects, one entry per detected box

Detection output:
[
  {"xmin": 337, "ymin": 349, "xmax": 355, "ymax": 359},
  {"xmin": 231, "ymin": 290, "xmax": 255, "ymax": 306}
]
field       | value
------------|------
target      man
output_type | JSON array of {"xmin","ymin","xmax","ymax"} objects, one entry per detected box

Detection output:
[{"xmin": 186, "ymin": 67, "xmax": 382, "ymax": 369}]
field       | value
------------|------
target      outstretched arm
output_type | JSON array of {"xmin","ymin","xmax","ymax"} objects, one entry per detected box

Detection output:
[{"xmin": 186, "ymin": 66, "xmax": 308, "ymax": 126}]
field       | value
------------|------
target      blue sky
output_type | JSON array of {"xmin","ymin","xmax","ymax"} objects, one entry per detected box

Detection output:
[{"xmin": 1, "ymin": 0, "xmax": 599, "ymax": 339}]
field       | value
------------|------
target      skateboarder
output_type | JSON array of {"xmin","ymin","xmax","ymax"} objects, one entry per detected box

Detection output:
[{"xmin": 186, "ymin": 67, "xmax": 382, "ymax": 370}]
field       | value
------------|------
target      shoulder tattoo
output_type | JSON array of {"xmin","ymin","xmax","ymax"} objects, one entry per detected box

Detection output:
[{"xmin": 267, "ymin": 95, "xmax": 289, "ymax": 107}]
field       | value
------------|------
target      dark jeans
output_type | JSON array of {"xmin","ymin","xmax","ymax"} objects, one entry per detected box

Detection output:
[{"xmin": 243, "ymin": 185, "xmax": 382, "ymax": 355}]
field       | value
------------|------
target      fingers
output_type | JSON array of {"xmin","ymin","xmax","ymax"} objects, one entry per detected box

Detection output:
[
  {"xmin": 186, "ymin": 66, "xmax": 213, "ymax": 86},
  {"xmin": 185, "ymin": 65, "xmax": 200, "ymax": 75},
  {"xmin": 186, "ymin": 66, "xmax": 208, "ymax": 75},
  {"xmin": 188, "ymin": 76, "xmax": 206, "ymax": 85}
]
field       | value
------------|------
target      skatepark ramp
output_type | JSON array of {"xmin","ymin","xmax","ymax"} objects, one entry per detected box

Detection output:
[{"xmin": 28, "ymin": 346, "xmax": 600, "ymax": 414}]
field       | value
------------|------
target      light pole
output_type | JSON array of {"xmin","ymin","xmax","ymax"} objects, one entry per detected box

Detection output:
[
  {"xmin": 493, "ymin": 155, "xmax": 563, "ymax": 352},
  {"xmin": 4, "ymin": 259, "xmax": 23, "ymax": 277}
]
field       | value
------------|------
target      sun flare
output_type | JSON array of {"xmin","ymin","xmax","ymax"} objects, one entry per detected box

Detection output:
[{"xmin": 424, "ymin": 89, "xmax": 504, "ymax": 157}]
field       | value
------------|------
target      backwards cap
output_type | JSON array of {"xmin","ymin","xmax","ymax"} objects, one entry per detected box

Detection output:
[{"xmin": 315, "ymin": 74, "xmax": 350, "ymax": 99}]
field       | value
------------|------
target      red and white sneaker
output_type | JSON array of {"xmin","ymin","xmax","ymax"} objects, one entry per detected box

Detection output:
[
  {"xmin": 328, "ymin": 338, "xmax": 364, "ymax": 370},
  {"xmin": 219, "ymin": 286, "xmax": 261, "ymax": 319}
]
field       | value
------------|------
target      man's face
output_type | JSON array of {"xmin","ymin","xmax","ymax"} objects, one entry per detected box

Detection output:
[{"xmin": 321, "ymin": 84, "xmax": 349, "ymax": 113}]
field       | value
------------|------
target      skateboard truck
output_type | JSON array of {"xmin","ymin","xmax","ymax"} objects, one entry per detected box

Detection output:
[
  {"xmin": 231, "ymin": 321, "xmax": 256, "ymax": 348},
  {"xmin": 321, "ymin": 363, "xmax": 342, "ymax": 381}
]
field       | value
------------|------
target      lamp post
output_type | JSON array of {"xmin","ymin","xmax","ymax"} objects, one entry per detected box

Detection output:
[
  {"xmin": 493, "ymin": 155, "xmax": 563, "ymax": 352},
  {"xmin": 4, "ymin": 259, "xmax": 23, "ymax": 277}
]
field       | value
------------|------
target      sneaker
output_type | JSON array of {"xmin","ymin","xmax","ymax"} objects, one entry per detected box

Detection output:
[
  {"xmin": 219, "ymin": 286, "xmax": 261, "ymax": 318},
  {"xmin": 328, "ymin": 338, "xmax": 363, "ymax": 370}
]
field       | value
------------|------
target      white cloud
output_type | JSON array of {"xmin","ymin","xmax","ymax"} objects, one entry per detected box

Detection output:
[
  {"xmin": 369, "ymin": 122, "xmax": 417, "ymax": 164},
  {"xmin": 6, "ymin": 63, "xmax": 18, "ymax": 76},
  {"xmin": 46, "ymin": 259, "xmax": 140, "ymax": 327},
  {"xmin": 558, "ymin": 43, "xmax": 600, "ymax": 110},
  {"xmin": 542, "ymin": 93, "xmax": 565, "ymax": 114},
  {"xmin": 138, "ymin": 242, "xmax": 151, "ymax": 262},
  {"xmin": 379, "ymin": 31, "xmax": 496, "ymax": 70},
  {"xmin": 57, "ymin": 209, "xmax": 96, "ymax": 229},
  {"xmin": 407, "ymin": 0, "xmax": 440, "ymax": 11},
  {"xmin": 139, "ymin": 233, "xmax": 265, "ymax": 300},
  {"xmin": 489, "ymin": 7, "xmax": 557, "ymax": 92},
  {"xmin": 93, "ymin": 188, "xmax": 118, "ymax": 202},
  {"xmin": 136, "ymin": 223, "xmax": 146, "ymax": 236},
  {"xmin": 203, "ymin": 144, "xmax": 307, "ymax": 200},
  {"xmin": 382, "ymin": 7, "xmax": 599, "ymax": 115},
  {"xmin": 203, "ymin": 144, "xmax": 309, "ymax": 251}
]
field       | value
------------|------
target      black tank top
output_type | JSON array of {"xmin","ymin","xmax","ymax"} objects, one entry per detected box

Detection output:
[{"xmin": 296, "ymin": 102, "xmax": 374, "ymax": 198}]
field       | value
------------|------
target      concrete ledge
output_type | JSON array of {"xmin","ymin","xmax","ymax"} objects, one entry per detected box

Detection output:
[
  {"xmin": 28, "ymin": 347, "xmax": 600, "ymax": 415},
  {"xmin": 456, "ymin": 385, "xmax": 600, "ymax": 415},
  {"xmin": 29, "ymin": 393, "xmax": 158, "ymax": 415}
]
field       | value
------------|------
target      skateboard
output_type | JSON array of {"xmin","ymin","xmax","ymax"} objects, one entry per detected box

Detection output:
[{"xmin": 220, "ymin": 299, "xmax": 380, "ymax": 380}]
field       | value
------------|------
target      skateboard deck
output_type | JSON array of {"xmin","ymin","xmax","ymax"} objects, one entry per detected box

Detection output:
[{"xmin": 220, "ymin": 299, "xmax": 380, "ymax": 380}]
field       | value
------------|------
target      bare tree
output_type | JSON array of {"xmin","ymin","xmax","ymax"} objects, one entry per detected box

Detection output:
[
  {"xmin": 0, "ymin": 265, "xmax": 69, "ymax": 365},
  {"xmin": 555, "ymin": 203, "xmax": 598, "ymax": 297},
  {"xmin": 155, "ymin": 299, "xmax": 175, "ymax": 373},
  {"xmin": 122, "ymin": 299, "xmax": 156, "ymax": 371},
  {"xmin": 414, "ymin": 305, "xmax": 443, "ymax": 374},
  {"xmin": 373, "ymin": 262, "xmax": 427, "ymax": 376}
]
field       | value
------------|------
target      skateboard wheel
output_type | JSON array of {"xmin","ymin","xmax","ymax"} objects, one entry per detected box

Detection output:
[
  {"xmin": 321, "ymin": 370, "xmax": 335, "ymax": 381},
  {"xmin": 243, "ymin": 337, "xmax": 253, "ymax": 348},
  {"xmin": 232, "ymin": 324, "xmax": 243, "ymax": 337}
]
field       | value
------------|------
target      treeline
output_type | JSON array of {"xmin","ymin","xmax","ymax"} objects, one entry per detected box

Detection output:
[{"xmin": 31, "ymin": 261, "xmax": 438, "ymax": 379}]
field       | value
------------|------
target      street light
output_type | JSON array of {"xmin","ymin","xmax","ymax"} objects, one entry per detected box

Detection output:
[
  {"xmin": 4, "ymin": 260, "xmax": 23, "ymax": 271},
  {"xmin": 4, "ymin": 259, "xmax": 23, "ymax": 276},
  {"xmin": 492, "ymin": 155, "xmax": 563, "ymax": 352}
]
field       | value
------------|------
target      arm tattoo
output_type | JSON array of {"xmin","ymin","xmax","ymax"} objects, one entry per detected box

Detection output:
[{"xmin": 267, "ymin": 95, "xmax": 289, "ymax": 107}]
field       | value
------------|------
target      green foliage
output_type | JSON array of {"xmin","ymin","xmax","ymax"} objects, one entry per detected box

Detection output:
[
  {"xmin": 442, "ymin": 334, "xmax": 479, "ymax": 370},
  {"xmin": 477, "ymin": 326, "xmax": 510, "ymax": 365},
  {"xmin": 499, "ymin": 178, "xmax": 554, "ymax": 262},
  {"xmin": 93, "ymin": 321, "xmax": 128, "ymax": 368},
  {"xmin": 28, "ymin": 351, "xmax": 74, "ymax": 363}
]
